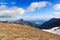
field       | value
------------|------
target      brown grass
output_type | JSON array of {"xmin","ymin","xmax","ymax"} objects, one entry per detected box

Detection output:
[{"xmin": 0, "ymin": 23, "xmax": 60, "ymax": 40}]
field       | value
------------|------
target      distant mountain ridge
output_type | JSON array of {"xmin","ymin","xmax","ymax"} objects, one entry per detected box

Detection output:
[
  {"xmin": 0, "ymin": 19, "xmax": 41, "ymax": 28},
  {"xmin": 39, "ymin": 18, "xmax": 60, "ymax": 29},
  {"xmin": 10, "ymin": 19, "xmax": 39, "ymax": 28},
  {"xmin": 0, "ymin": 18, "xmax": 60, "ymax": 29},
  {"xmin": 28, "ymin": 20, "xmax": 46, "ymax": 25}
]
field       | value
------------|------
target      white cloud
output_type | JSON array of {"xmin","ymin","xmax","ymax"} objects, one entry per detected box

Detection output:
[
  {"xmin": 0, "ymin": 5, "xmax": 7, "ymax": 10},
  {"xmin": 53, "ymin": 12, "xmax": 60, "ymax": 18},
  {"xmin": 27, "ymin": 1, "xmax": 51, "ymax": 12},
  {"xmin": 0, "ymin": 1, "xmax": 52, "ymax": 18},
  {"xmin": 53, "ymin": 4, "xmax": 60, "ymax": 18},
  {"xmin": 54, "ymin": 12, "xmax": 60, "ymax": 15},
  {"xmin": 54, "ymin": 4, "xmax": 60, "ymax": 10},
  {"xmin": 0, "ymin": 2, "xmax": 16, "ymax": 4},
  {"xmin": 0, "ymin": 5, "xmax": 25, "ymax": 18}
]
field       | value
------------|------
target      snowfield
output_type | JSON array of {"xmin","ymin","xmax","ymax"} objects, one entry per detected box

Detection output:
[{"xmin": 42, "ymin": 27, "xmax": 60, "ymax": 35}]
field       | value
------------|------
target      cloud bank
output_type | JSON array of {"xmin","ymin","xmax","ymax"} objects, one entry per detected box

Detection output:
[
  {"xmin": 54, "ymin": 4, "xmax": 60, "ymax": 10},
  {"xmin": 1, "ymin": 1, "xmax": 60, "ymax": 19},
  {"xmin": 0, "ymin": 2, "xmax": 16, "ymax": 4},
  {"xmin": 0, "ymin": 1, "xmax": 51, "ymax": 18},
  {"xmin": 0, "ymin": 5, "xmax": 25, "ymax": 18},
  {"xmin": 53, "ymin": 12, "xmax": 60, "ymax": 18},
  {"xmin": 53, "ymin": 4, "xmax": 60, "ymax": 18},
  {"xmin": 27, "ymin": 1, "xmax": 51, "ymax": 12}
]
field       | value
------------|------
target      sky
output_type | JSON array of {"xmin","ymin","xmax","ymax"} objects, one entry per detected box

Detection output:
[{"xmin": 0, "ymin": 0, "xmax": 60, "ymax": 21}]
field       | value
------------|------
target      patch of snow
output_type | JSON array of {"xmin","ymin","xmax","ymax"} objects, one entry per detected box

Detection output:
[{"xmin": 42, "ymin": 27, "xmax": 60, "ymax": 35}]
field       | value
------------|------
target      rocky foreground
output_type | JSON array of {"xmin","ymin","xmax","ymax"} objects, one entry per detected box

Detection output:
[{"xmin": 0, "ymin": 23, "xmax": 60, "ymax": 40}]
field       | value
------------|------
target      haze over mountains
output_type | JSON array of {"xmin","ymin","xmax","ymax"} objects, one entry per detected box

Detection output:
[
  {"xmin": 0, "ymin": 18, "xmax": 60, "ymax": 34},
  {"xmin": 0, "ymin": 18, "xmax": 60, "ymax": 29},
  {"xmin": 0, "ymin": 18, "xmax": 60, "ymax": 36},
  {"xmin": 10, "ymin": 18, "xmax": 60, "ymax": 30},
  {"xmin": 0, "ymin": 19, "xmax": 45, "ymax": 28}
]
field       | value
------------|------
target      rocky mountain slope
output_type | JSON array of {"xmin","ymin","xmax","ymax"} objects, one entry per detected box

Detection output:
[
  {"xmin": 0, "ymin": 23, "xmax": 60, "ymax": 40},
  {"xmin": 39, "ymin": 18, "xmax": 60, "ymax": 29}
]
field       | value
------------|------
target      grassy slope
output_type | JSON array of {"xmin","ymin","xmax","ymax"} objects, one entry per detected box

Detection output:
[{"xmin": 0, "ymin": 23, "xmax": 60, "ymax": 40}]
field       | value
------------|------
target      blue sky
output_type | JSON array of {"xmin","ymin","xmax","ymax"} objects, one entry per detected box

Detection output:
[{"xmin": 0, "ymin": 0, "xmax": 60, "ymax": 21}]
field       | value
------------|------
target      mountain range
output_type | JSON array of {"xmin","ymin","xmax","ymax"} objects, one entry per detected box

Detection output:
[
  {"xmin": 10, "ymin": 19, "xmax": 38, "ymax": 28},
  {"xmin": 0, "ymin": 18, "xmax": 60, "ymax": 30},
  {"xmin": 0, "ymin": 18, "xmax": 60, "ymax": 35}
]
